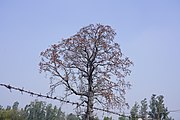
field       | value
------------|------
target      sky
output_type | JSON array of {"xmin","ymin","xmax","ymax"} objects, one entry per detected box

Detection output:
[{"xmin": 0, "ymin": 0, "xmax": 180, "ymax": 119}]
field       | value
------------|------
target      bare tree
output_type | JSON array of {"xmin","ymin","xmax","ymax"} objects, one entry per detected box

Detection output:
[{"xmin": 39, "ymin": 24, "xmax": 133, "ymax": 120}]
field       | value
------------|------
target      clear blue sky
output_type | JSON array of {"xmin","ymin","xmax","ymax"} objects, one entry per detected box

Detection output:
[{"xmin": 0, "ymin": 0, "xmax": 180, "ymax": 119}]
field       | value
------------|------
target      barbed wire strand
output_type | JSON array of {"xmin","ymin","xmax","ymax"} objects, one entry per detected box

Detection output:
[
  {"xmin": 1, "ymin": 83, "xmax": 178, "ymax": 119},
  {"xmin": 0, "ymin": 83, "xmax": 130, "ymax": 118}
]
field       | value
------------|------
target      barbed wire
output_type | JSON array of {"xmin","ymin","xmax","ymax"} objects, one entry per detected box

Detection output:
[
  {"xmin": 0, "ymin": 83, "xmax": 79, "ymax": 105},
  {"xmin": 1, "ymin": 83, "xmax": 178, "ymax": 119},
  {"xmin": 0, "ymin": 83, "xmax": 130, "ymax": 118}
]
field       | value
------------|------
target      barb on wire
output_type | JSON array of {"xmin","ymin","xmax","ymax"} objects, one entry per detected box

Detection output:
[
  {"xmin": 0, "ymin": 83, "xmax": 129, "ymax": 118},
  {"xmin": 0, "ymin": 83, "xmax": 79, "ymax": 106}
]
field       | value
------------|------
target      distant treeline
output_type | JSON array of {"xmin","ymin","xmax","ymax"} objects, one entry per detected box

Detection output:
[
  {"xmin": 0, "ymin": 99, "xmax": 81, "ymax": 120},
  {"xmin": 0, "ymin": 94, "xmax": 174, "ymax": 120}
]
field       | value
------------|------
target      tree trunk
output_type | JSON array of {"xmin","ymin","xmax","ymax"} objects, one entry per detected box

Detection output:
[
  {"xmin": 85, "ymin": 57, "xmax": 95, "ymax": 120},
  {"xmin": 86, "ymin": 91, "xmax": 94, "ymax": 120},
  {"xmin": 86, "ymin": 70, "xmax": 94, "ymax": 120}
]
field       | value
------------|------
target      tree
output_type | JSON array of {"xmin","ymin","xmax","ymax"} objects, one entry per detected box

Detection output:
[
  {"xmin": 12, "ymin": 101, "xmax": 19, "ymax": 111},
  {"xmin": 56, "ymin": 107, "xmax": 65, "ymax": 120},
  {"xmin": 25, "ymin": 100, "xmax": 46, "ymax": 120},
  {"xmin": 45, "ymin": 103, "xmax": 55, "ymax": 120},
  {"xmin": 0, "ymin": 100, "xmax": 67, "ymax": 120},
  {"xmin": 149, "ymin": 94, "xmax": 169, "ymax": 120},
  {"xmin": 130, "ymin": 102, "xmax": 139, "ymax": 120},
  {"xmin": 0, "ymin": 103, "xmax": 25, "ymax": 120},
  {"xmin": 139, "ymin": 98, "xmax": 148, "ymax": 120},
  {"xmin": 11, "ymin": 101, "xmax": 21, "ymax": 120},
  {"xmin": 39, "ymin": 24, "xmax": 133, "ymax": 120},
  {"xmin": 130, "ymin": 94, "xmax": 173, "ymax": 120}
]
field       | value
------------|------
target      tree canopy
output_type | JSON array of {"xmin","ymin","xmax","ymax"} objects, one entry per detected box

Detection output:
[{"xmin": 39, "ymin": 24, "xmax": 133, "ymax": 119}]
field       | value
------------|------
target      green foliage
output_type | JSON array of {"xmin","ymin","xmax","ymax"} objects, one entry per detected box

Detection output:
[
  {"xmin": 66, "ymin": 113, "xmax": 80, "ymax": 120},
  {"xmin": 118, "ymin": 116, "xmax": 129, "ymax": 120},
  {"xmin": 25, "ymin": 100, "xmax": 46, "ymax": 120},
  {"xmin": 0, "ymin": 100, "xmax": 65, "ymax": 120},
  {"xmin": 24, "ymin": 99, "xmax": 66, "ymax": 120},
  {"xmin": 80, "ymin": 114, "xmax": 99, "ymax": 120},
  {"xmin": 130, "ymin": 94, "xmax": 173, "ymax": 120},
  {"xmin": 149, "ymin": 94, "xmax": 169, "ymax": 120},
  {"xmin": 139, "ymin": 98, "xmax": 148, "ymax": 119},
  {"xmin": 56, "ymin": 107, "xmax": 65, "ymax": 120},
  {"xmin": 0, "ymin": 101, "xmax": 25, "ymax": 120},
  {"xmin": 12, "ymin": 101, "xmax": 19, "ymax": 111},
  {"xmin": 0, "ymin": 94, "xmax": 174, "ymax": 120},
  {"xmin": 103, "ymin": 116, "xmax": 112, "ymax": 120},
  {"xmin": 130, "ymin": 102, "xmax": 139, "ymax": 120}
]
